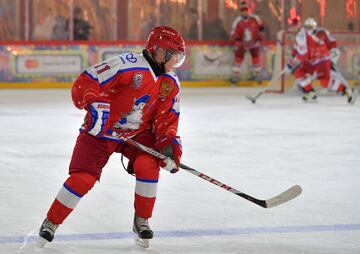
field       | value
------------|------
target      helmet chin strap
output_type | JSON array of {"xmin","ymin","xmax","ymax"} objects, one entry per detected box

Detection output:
[
  {"xmin": 152, "ymin": 48, "xmax": 172, "ymax": 68},
  {"xmin": 143, "ymin": 49, "xmax": 165, "ymax": 76}
]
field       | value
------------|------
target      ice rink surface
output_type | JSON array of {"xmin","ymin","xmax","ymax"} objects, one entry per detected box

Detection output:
[{"xmin": 0, "ymin": 88, "xmax": 359, "ymax": 254}]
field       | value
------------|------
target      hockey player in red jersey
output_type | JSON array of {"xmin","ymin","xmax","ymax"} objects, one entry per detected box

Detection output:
[
  {"xmin": 287, "ymin": 18, "xmax": 357, "ymax": 103},
  {"xmin": 315, "ymin": 20, "xmax": 357, "ymax": 104},
  {"xmin": 286, "ymin": 17, "xmax": 331, "ymax": 101},
  {"xmin": 38, "ymin": 26, "xmax": 186, "ymax": 248},
  {"xmin": 230, "ymin": 1, "xmax": 264, "ymax": 85}
]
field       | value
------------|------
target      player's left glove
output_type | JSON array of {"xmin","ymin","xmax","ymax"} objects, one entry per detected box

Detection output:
[{"xmin": 154, "ymin": 135, "xmax": 182, "ymax": 174}]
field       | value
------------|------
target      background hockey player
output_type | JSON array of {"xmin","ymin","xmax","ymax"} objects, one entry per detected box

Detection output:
[
  {"xmin": 37, "ymin": 26, "xmax": 185, "ymax": 249},
  {"xmin": 287, "ymin": 18, "xmax": 356, "ymax": 104},
  {"xmin": 229, "ymin": 1, "xmax": 264, "ymax": 85},
  {"xmin": 314, "ymin": 19, "xmax": 357, "ymax": 104}
]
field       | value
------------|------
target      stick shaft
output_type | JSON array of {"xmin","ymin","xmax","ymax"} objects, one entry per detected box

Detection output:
[
  {"xmin": 248, "ymin": 67, "xmax": 288, "ymax": 101},
  {"xmin": 126, "ymin": 138, "xmax": 301, "ymax": 208}
]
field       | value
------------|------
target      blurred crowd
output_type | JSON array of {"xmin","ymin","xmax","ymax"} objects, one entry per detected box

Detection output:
[{"xmin": 0, "ymin": 0, "xmax": 358, "ymax": 42}]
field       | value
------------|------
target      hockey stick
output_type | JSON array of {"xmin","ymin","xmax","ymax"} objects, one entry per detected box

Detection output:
[
  {"xmin": 203, "ymin": 53, "xmax": 227, "ymax": 63},
  {"xmin": 245, "ymin": 67, "xmax": 288, "ymax": 104},
  {"xmin": 125, "ymin": 138, "xmax": 302, "ymax": 209}
]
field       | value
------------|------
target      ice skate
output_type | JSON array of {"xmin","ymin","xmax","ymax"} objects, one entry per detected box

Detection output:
[
  {"xmin": 345, "ymin": 88, "xmax": 358, "ymax": 105},
  {"xmin": 302, "ymin": 91, "xmax": 317, "ymax": 103},
  {"xmin": 229, "ymin": 76, "xmax": 238, "ymax": 87},
  {"xmin": 37, "ymin": 218, "xmax": 58, "ymax": 248},
  {"xmin": 255, "ymin": 72, "xmax": 263, "ymax": 85},
  {"xmin": 133, "ymin": 213, "xmax": 153, "ymax": 248}
]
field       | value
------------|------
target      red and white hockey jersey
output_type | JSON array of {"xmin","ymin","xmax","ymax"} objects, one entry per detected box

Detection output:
[
  {"xmin": 230, "ymin": 14, "xmax": 264, "ymax": 48},
  {"xmin": 71, "ymin": 51, "xmax": 180, "ymax": 141},
  {"xmin": 292, "ymin": 28, "xmax": 330, "ymax": 66}
]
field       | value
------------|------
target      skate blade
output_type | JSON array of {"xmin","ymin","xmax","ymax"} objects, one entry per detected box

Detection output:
[
  {"xmin": 245, "ymin": 95, "xmax": 256, "ymax": 103},
  {"xmin": 349, "ymin": 90, "xmax": 358, "ymax": 105},
  {"xmin": 302, "ymin": 98, "xmax": 318, "ymax": 103},
  {"xmin": 36, "ymin": 237, "xmax": 49, "ymax": 248},
  {"xmin": 135, "ymin": 237, "xmax": 149, "ymax": 248}
]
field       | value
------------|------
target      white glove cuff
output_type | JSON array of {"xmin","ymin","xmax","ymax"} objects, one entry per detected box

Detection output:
[{"xmin": 162, "ymin": 158, "xmax": 177, "ymax": 172}]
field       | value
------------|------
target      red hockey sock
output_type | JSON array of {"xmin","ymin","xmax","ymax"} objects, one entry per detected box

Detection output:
[
  {"xmin": 337, "ymin": 84, "xmax": 346, "ymax": 94},
  {"xmin": 47, "ymin": 172, "xmax": 97, "ymax": 224},
  {"xmin": 303, "ymin": 84, "xmax": 314, "ymax": 92},
  {"xmin": 134, "ymin": 193, "xmax": 157, "ymax": 219},
  {"xmin": 133, "ymin": 154, "xmax": 159, "ymax": 219}
]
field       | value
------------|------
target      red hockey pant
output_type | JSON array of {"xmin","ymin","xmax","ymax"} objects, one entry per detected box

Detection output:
[
  {"xmin": 294, "ymin": 60, "xmax": 331, "ymax": 91},
  {"xmin": 234, "ymin": 46, "xmax": 261, "ymax": 72}
]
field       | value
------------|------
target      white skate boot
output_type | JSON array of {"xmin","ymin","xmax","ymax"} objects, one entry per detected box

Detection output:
[
  {"xmin": 302, "ymin": 90, "xmax": 318, "ymax": 103},
  {"xmin": 345, "ymin": 88, "xmax": 358, "ymax": 105},
  {"xmin": 37, "ymin": 218, "xmax": 58, "ymax": 248},
  {"xmin": 133, "ymin": 214, "xmax": 153, "ymax": 248}
]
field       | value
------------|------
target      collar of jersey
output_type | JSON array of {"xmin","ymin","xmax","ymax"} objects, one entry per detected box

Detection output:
[{"xmin": 142, "ymin": 49, "xmax": 166, "ymax": 77}]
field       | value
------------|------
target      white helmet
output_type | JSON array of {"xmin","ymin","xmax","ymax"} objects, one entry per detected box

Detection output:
[{"xmin": 304, "ymin": 18, "xmax": 317, "ymax": 31}]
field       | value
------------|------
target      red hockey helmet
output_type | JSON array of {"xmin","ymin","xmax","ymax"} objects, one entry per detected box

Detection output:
[
  {"xmin": 146, "ymin": 26, "xmax": 186, "ymax": 68},
  {"xmin": 239, "ymin": 1, "xmax": 250, "ymax": 11}
]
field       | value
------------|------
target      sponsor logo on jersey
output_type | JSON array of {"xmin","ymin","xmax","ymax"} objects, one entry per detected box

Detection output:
[
  {"xmin": 159, "ymin": 80, "xmax": 174, "ymax": 97},
  {"xmin": 132, "ymin": 73, "xmax": 143, "ymax": 88},
  {"xmin": 96, "ymin": 104, "xmax": 110, "ymax": 109}
]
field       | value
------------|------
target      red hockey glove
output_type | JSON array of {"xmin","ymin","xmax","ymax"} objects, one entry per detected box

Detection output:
[
  {"xmin": 154, "ymin": 135, "xmax": 182, "ymax": 174},
  {"xmin": 84, "ymin": 98, "xmax": 110, "ymax": 137}
]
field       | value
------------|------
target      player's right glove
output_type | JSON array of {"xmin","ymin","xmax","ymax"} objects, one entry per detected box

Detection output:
[
  {"xmin": 330, "ymin": 48, "xmax": 340, "ymax": 64},
  {"xmin": 286, "ymin": 57, "xmax": 301, "ymax": 74},
  {"xmin": 234, "ymin": 39, "xmax": 243, "ymax": 49},
  {"xmin": 154, "ymin": 135, "xmax": 182, "ymax": 174},
  {"xmin": 84, "ymin": 98, "xmax": 110, "ymax": 137}
]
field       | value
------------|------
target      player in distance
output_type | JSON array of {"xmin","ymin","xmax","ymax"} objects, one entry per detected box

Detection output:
[
  {"xmin": 37, "ymin": 26, "xmax": 185, "ymax": 249},
  {"xmin": 230, "ymin": 1, "xmax": 265, "ymax": 85},
  {"xmin": 286, "ymin": 18, "xmax": 357, "ymax": 104}
]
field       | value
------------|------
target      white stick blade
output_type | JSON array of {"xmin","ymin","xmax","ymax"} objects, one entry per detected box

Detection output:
[{"xmin": 265, "ymin": 185, "xmax": 302, "ymax": 208}]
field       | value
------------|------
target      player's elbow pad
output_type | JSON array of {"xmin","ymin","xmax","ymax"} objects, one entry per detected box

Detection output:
[{"xmin": 71, "ymin": 74, "xmax": 101, "ymax": 109}]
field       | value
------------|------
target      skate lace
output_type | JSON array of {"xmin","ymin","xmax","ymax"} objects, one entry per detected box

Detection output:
[
  {"xmin": 42, "ymin": 219, "xmax": 58, "ymax": 233},
  {"xmin": 136, "ymin": 216, "xmax": 150, "ymax": 231}
]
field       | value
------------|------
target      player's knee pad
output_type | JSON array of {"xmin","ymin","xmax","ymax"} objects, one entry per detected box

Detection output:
[
  {"xmin": 133, "ymin": 154, "xmax": 160, "ymax": 180},
  {"xmin": 65, "ymin": 172, "xmax": 97, "ymax": 195},
  {"xmin": 296, "ymin": 76, "xmax": 313, "ymax": 90},
  {"xmin": 57, "ymin": 172, "xmax": 97, "ymax": 208},
  {"xmin": 133, "ymin": 154, "xmax": 159, "ymax": 219}
]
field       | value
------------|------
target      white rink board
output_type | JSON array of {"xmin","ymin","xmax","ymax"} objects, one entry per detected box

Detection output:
[{"xmin": 0, "ymin": 88, "xmax": 359, "ymax": 254}]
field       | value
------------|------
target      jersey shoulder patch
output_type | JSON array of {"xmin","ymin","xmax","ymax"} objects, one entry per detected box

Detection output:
[
  {"xmin": 158, "ymin": 72, "xmax": 180, "ymax": 98},
  {"xmin": 85, "ymin": 52, "xmax": 150, "ymax": 85}
]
